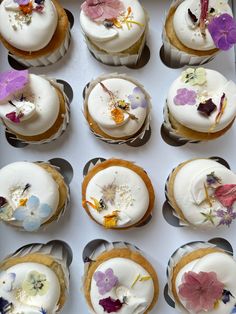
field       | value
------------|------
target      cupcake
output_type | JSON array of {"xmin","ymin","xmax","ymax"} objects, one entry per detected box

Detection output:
[
  {"xmin": 0, "ymin": 70, "xmax": 70, "ymax": 145},
  {"xmin": 0, "ymin": 0, "xmax": 70, "ymax": 67},
  {"xmin": 0, "ymin": 161, "xmax": 69, "ymax": 232},
  {"xmin": 166, "ymin": 158, "xmax": 236, "ymax": 229},
  {"xmin": 162, "ymin": 0, "xmax": 236, "ymax": 67},
  {"xmin": 163, "ymin": 67, "xmax": 236, "ymax": 143},
  {"xmin": 82, "ymin": 158, "xmax": 155, "ymax": 229},
  {"xmin": 83, "ymin": 240, "xmax": 159, "ymax": 314},
  {"xmin": 167, "ymin": 240, "xmax": 236, "ymax": 314},
  {"xmin": 83, "ymin": 73, "xmax": 151, "ymax": 144},
  {"xmin": 80, "ymin": 0, "xmax": 148, "ymax": 66},
  {"xmin": 0, "ymin": 240, "xmax": 72, "ymax": 314}
]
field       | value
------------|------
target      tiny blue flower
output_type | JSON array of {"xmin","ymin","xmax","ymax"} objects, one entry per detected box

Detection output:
[
  {"xmin": 13, "ymin": 195, "xmax": 52, "ymax": 232},
  {"xmin": 40, "ymin": 308, "xmax": 47, "ymax": 314},
  {"xmin": 128, "ymin": 87, "xmax": 147, "ymax": 110}
]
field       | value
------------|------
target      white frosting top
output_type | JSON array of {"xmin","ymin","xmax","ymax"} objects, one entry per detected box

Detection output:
[
  {"xmin": 85, "ymin": 165, "xmax": 149, "ymax": 228},
  {"xmin": 0, "ymin": 74, "xmax": 60, "ymax": 137},
  {"xmin": 0, "ymin": 161, "xmax": 59, "ymax": 225},
  {"xmin": 0, "ymin": 262, "xmax": 60, "ymax": 313},
  {"xmin": 80, "ymin": 0, "xmax": 146, "ymax": 53},
  {"xmin": 175, "ymin": 252, "xmax": 236, "ymax": 314},
  {"xmin": 173, "ymin": 0, "xmax": 233, "ymax": 51},
  {"xmin": 90, "ymin": 257, "xmax": 154, "ymax": 314},
  {"xmin": 0, "ymin": 0, "xmax": 58, "ymax": 52},
  {"xmin": 167, "ymin": 68, "xmax": 236, "ymax": 133},
  {"xmin": 173, "ymin": 159, "xmax": 236, "ymax": 228},
  {"xmin": 88, "ymin": 78, "xmax": 148, "ymax": 138}
]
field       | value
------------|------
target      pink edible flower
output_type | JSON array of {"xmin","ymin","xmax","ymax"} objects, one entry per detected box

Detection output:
[
  {"xmin": 81, "ymin": 0, "xmax": 125, "ymax": 22},
  {"xmin": 178, "ymin": 271, "xmax": 224, "ymax": 313},
  {"xmin": 215, "ymin": 184, "xmax": 236, "ymax": 208}
]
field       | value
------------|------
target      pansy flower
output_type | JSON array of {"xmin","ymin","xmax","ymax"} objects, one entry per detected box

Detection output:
[
  {"xmin": 94, "ymin": 268, "xmax": 118, "ymax": 295},
  {"xmin": 128, "ymin": 87, "xmax": 147, "ymax": 110},
  {"xmin": 181, "ymin": 68, "xmax": 206, "ymax": 86},
  {"xmin": 22, "ymin": 271, "xmax": 49, "ymax": 296},
  {"xmin": 13, "ymin": 195, "xmax": 52, "ymax": 232}
]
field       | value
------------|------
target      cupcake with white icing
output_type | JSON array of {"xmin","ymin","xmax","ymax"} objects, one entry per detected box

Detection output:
[
  {"xmin": 0, "ymin": 161, "xmax": 69, "ymax": 232},
  {"xmin": 83, "ymin": 240, "xmax": 159, "ymax": 314},
  {"xmin": 162, "ymin": 0, "xmax": 236, "ymax": 67},
  {"xmin": 0, "ymin": 240, "xmax": 72, "ymax": 314},
  {"xmin": 164, "ymin": 67, "xmax": 236, "ymax": 142},
  {"xmin": 167, "ymin": 240, "xmax": 236, "ymax": 314},
  {"xmin": 166, "ymin": 158, "xmax": 236, "ymax": 229},
  {"xmin": 0, "ymin": 0, "xmax": 70, "ymax": 67},
  {"xmin": 82, "ymin": 158, "xmax": 155, "ymax": 230},
  {"xmin": 0, "ymin": 70, "xmax": 70, "ymax": 144},
  {"xmin": 84, "ymin": 73, "xmax": 151, "ymax": 144},
  {"xmin": 80, "ymin": 0, "xmax": 148, "ymax": 66}
]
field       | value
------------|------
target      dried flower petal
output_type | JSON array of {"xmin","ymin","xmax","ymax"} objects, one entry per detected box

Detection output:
[
  {"xmin": 0, "ymin": 197, "xmax": 7, "ymax": 208},
  {"xmin": 20, "ymin": 1, "xmax": 33, "ymax": 15},
  {"xmin": 104, "ymin": 211, "xmax": 118, "ymax": 228},
  {"xmin": 111, "ymin": 108, "xmax": 124, "ymax": 124},
  {"xmin": 188, "ymin": 8, "xmax": 198, "ymax": 24},
  {"xmin": 215, "ymin": 184, "xmax": 236, "ymax": 208},
  {"xmin": 174, "ymin": 88, "xmax": 197, "ymax": 106},
  {"xmin": 94, "ymin": 268, "xmax": 118, "ymax": 295},
  {"xmin": 0, "ymin": 70, "xmax": 29, "ymax": 101},
  {"xmin": 200, "ymin": 0, "xmax": 209, "ymax": 36},
  {"xmin": 14, "ymin": 0, "xmax": 30, "ymax": 5},
  {"xmin": 179, "ymin": 271, "xmax": 224, "ymax": 312},
  {"xmin": 101, "ymin": 183, "xmax": 117, "ymax": 205},
  {"xmin": 216, "ymin": 207, "xmax": 236, "ymax": 227},
  {"xmin": 197, "ymin": 99, "xmax": 217, "ymax": 116},
  {"xmin": 215, "ymin": 93, "xmax": 227, "ymax": 124},
  {"xmin": 99, "ymin": 297, "xmax": 123, "ymax": 313},
  {"xmin": 222, "ymin": 290, "xmax": 234, "ymax": 304},
  {"xmin": 5, "ymin": 111, "xmax": 23, "ymax": 123},
  {"xmin": 206, "ymin": 172, "xmax": 221, "ymax": 185}
]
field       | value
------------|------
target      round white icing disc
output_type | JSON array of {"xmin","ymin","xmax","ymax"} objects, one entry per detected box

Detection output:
[
  {"xmin": 90, "ymin": 257, "xmax": 154, "ymax": 314},
  {"xmin": 0, "ymin": 74, "xmax": 60, "ymax": 137},
  {"xmin": 85, "ymin": 165, "xmax": 150, "ymax": 227},
  {"xmin": 0, "ymin": 262, "xmax": 61, "ymax": 313},
  {"xmin": 0, "ymin": 161, "xmax": 59, "ymax": 222},
  {"xmin": 0, "ymin": 0, "xmax": 58, "ymax": 52},
  {"xmin": 167, "ymin": 69, "xmax": 236, "ymax": 133},
  {"xmin": 173, "ymin": 0, "xmax": 233, "ymax": 51},
  {"xmin": 80, "ymin": 0, "xmax": 146, "ymax": 53},
  {"xmin": 173, "ymin": 159, "xmax": 236, "ymax": 228},
  {"xmin": 88, "ymin": 78, "xmax": 147, "ymax": 138}
]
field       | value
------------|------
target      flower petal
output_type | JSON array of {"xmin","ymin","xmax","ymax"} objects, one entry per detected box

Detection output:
[
  {"xmin": 27, "ymin": 195, "xmax": 40, "ymax": 211},
  {"xmin": 13, "ymin": 206, "xmax": 29, "ymax": 221},
  {"xmin": 22, "ymin": 216, "xmax": 41, "ymax": 232},
  {"xmin": 38, "ymin": 204, "xmax": 52, "ymax": 219}
]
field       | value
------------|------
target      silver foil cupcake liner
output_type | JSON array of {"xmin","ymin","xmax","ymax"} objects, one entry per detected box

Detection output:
[
  {"xmin": 161, "ymin": 0, "xmax": 218, "ymax": 68},
  {"xmin": 9, "ymin": 29, "xmax": 71, "ymax": 67},
  {"xmin": 4, "ymin": 77, "xmax": 70, "ymax": 145},
  {"xmin": 83, "ymin": 73, "xmax": 151, "ymax": 145}
]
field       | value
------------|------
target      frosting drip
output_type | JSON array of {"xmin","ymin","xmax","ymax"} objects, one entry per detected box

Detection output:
[
  {"xmin": 80, "ymin": 0, "xmax": 146, "ymax": 53},
  {"xmin": 167, "ymin": 68, "xmax": 236, "ymax": 133},
  {"xmin": 175, "ymin": 252, "xmax": 236, "ymax": 314},
  {"xmin": 0, "ymin": 0, "xmax": 58, "ymax": 52},
  {"xmin": 90, "ymin": 257, "xmax": 154, "ymax": 314},
  {"xmin": 88, "ymin": 78, "xmax": 148, "ymax": 138},
  {"xmin": 0, "ymin": 74, "xmax": 60, "ymax": 136},
  {"xmin": 173, "ymin": 0, "xmax": 233, "ymax": 51},
  {"xmin": 85, "ymin": 166, "xmax": 149, "ymax": 228},
  {"xmin": 173, "ymin": 159, "xmax": 236, "ymax": 228},
  {"xmin": 0, "ymin": 262, "xmax": 60, "ymax": 313},
  {"xmin": 0, "ymin": 162, "xmax": 59, "ymax": 230}
]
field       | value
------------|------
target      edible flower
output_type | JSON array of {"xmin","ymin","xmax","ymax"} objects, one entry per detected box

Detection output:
[
  {"xmin": 178, "ymin": 271, "xmax": 224, "ymax": 312},
  {"xmin": 128, "ymin": 87, "xmax": 147, "ymax": 109},
  {"xmin": 215, "ymin": 184, "xmax": 236, "ymax": 208},
  {"xmin": 94, "ymin": 268, "xmax": 118, "ymax": 295},
  {"xmin": 103, "ymin": 211, "xmax": 119, "ymax": 228},
  {"xmin": 99, "ymin": 297, "xmax": 123, "ymax": 313},
  {"xmin": 208, "ymin": 14, "xmax": 236, "ymax": 51},
  {"xmin": 22, "ymin": 271, "xmax": 49, "ymax": 296},
  {"xmin": 216, "ymin": 207, "xmax": 236, "ymax": 227},
  {"xmin": 174, "ymin": 88, "xmax": 197, "ymax": 106},
  {"xmin": 181, "ymin": 68, "xmax": 206, "ymax": 86},
  {"xmin": 199, "ymin": 0, "xmax": 209, "ymax": 36},
  {"xmin": 13, "ymin": 195, "xmax": 52, "ymax": 232},
  {"xmin": 83, "ymin": 197, "xmax": 107, "ymax": 212},
  {"xmin": 81, "ymin": 0, "xmax": 125, "ymax": 22}
]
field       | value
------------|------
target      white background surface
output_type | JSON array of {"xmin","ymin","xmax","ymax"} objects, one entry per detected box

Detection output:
[{"xmin": 0, "ymin": 0, "xmax": 236, "ymax": 313}]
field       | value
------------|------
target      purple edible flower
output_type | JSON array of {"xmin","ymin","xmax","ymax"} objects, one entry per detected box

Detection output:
[
  {"xmin": 208, "ymin": 13, "xmax": 236, "ymax": 51},
  {"xmin": 174, "ymin": 88, "xmax": 197, "ymax": 106},
  {"xmin": 99, "ymin": 297, "xmax": 123, "ymax": 313},
  {"xmin": 0, "ymin": 70, "xmax": 29, "ymax": 102},
  {"xmin": 14, "ymin": 0, "xmax": 30, "ymax": 5},
  {"xmin": 94, "ymin": 268, "xmax": 118, "ymax": 295},
  {"xmin": 216, "ymin": 207, "xmax": 236, "ymax": 227},
  {"xmin": 128, "ymin": 87, "xmax": 147, "ymax": 109}
]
